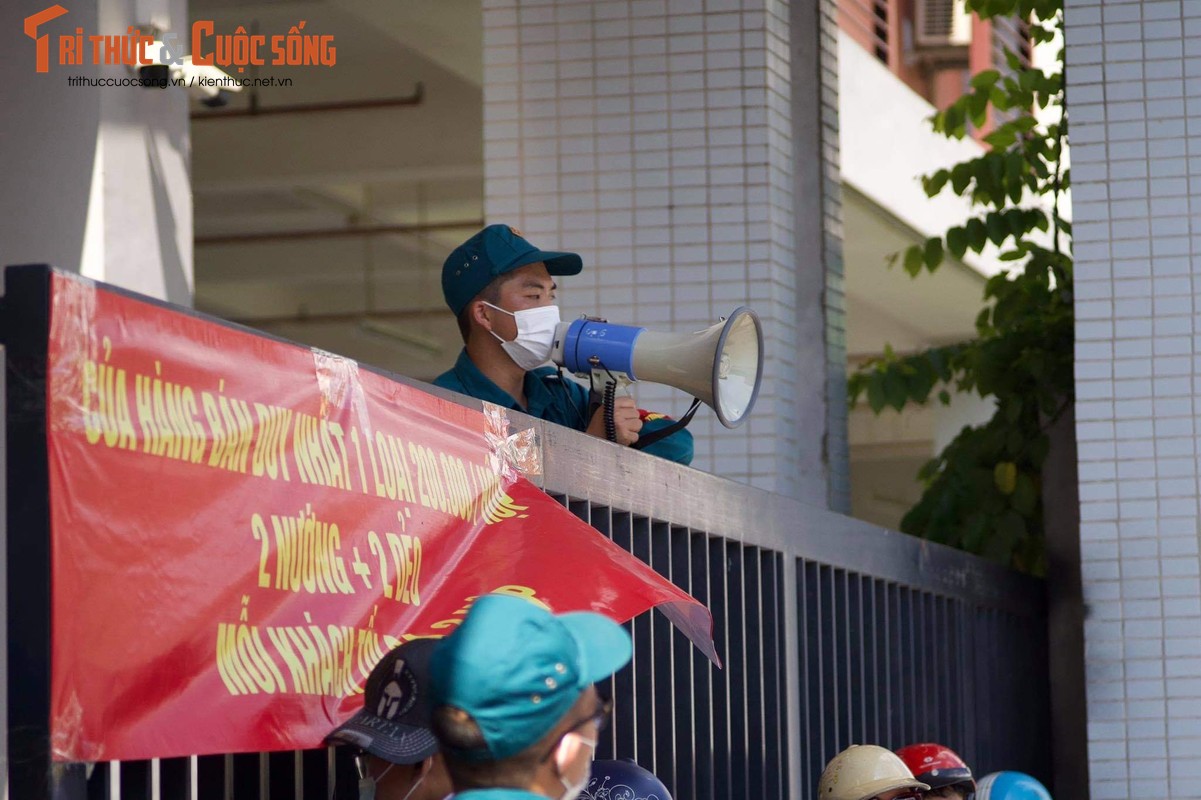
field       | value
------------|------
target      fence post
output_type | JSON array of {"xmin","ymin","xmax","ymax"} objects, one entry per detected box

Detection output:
[
  {"xmin": 782, "ymin": 556, "xmax": 804, "ymax": 800},
  {"xmin": 3, "ymin": 265, "xmax": 86, "ymax": 799}
]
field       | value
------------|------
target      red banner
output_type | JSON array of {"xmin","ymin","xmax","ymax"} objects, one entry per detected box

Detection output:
[{"xmin": 45, "ymin": 273, "xmax": 716, "ymax": 762}]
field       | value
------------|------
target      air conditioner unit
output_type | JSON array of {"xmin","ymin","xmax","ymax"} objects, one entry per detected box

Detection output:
[{"xmin": 915, "ymin": 0, "xmax": 972, "ymax": 49}]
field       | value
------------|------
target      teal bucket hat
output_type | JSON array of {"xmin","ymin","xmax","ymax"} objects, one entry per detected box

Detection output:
[{"xmin": 430, "ymin": 594, "xmax": 631, "ymax": 760}]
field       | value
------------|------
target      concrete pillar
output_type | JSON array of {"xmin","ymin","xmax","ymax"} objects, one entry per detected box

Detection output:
[
  {"xmin": 790, "ymin": 0, "xmax": 848, "ymax": 511},
  {"xmin": 480, "ymin": 0, "xmax": 845, "ymax": 504},
  {"xmin": 1066, "ymin": 0, "xmax": 1201, "ymax": 796},
  {"xmin": 1, "ymin": 0, "xmax": 192, "ymax": 305}
]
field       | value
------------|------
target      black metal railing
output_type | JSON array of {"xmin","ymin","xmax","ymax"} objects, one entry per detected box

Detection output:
[
  {"xmin": 3, "ymin": 265, "xmax": 1051, "ymax": 799},
  {"xmin": 531, "ymin": 420, "xmax": 1051, "ymax": 800}
]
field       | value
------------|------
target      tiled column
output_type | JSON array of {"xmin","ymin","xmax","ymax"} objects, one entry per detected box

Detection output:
[
  {"xmin": 1066, "ymin": 0, "xmax": 1201, "ymax": 796},
  {"xmin": 482, "ymin": 0, "xmax": 846, "ymax": 506}
]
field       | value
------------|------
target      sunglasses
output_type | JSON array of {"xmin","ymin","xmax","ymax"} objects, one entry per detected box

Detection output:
[
  {"xmin": 871, "ymin": 794, "xmax": 923, "ymax": 800},
  {"xmin": 571, "ymin": 698, "xmax": 613, "ymax": 735}
]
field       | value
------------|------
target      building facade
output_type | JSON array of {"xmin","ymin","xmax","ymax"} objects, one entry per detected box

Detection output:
[{"xmin": 1066, "ymin": 0, "xmax": 1201, "ymax": 796}]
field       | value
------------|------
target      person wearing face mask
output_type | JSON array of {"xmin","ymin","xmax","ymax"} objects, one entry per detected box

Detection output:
[
  {"xmin": 433, "ymin": 224, "xmax": 693, "ymax": 465},
  {"xmin": 428, "ymin": 593, "xmax": 632, "ymax": 800},
  {"xmin": 325, "ymin": 639, "xmax": 453, "ymax": 800}
]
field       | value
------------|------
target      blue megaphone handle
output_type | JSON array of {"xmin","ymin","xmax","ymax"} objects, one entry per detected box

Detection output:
[{"xmin": 561, "ymin": 318, "xmax": 645, "ymax": 378}]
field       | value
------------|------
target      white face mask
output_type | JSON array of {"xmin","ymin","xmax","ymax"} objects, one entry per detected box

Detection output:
[
  {"xmin": 358, "ymin": 761, "xmax": 393, "ymax": 800},
  {"xmin": 555, "ymin": 732, "xmax": 597, "ymax": 800},
  {"xmin": 484, "ymin": 302, "xmax": 560, "ymax": 371},
  {"xmin": 358, "ymin": 762, "xmax": 426, "ymax": 800}
]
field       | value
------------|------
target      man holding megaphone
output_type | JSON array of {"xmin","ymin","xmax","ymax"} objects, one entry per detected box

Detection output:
[{"xmin": 433, "ymin": 224, "xmax": 694, "ymax": 464}]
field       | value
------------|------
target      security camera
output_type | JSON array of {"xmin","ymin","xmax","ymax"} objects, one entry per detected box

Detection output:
[
  {"xmin": 137, "ymin": 40, "xmax": 243, "ymax": 105},
  {"xmin": 138, "ymin": 63, "xmax": 170, "ymax": 86}
]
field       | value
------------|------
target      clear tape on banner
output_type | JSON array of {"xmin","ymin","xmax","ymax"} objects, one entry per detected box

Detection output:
[
  {"xmin": 313, "ymin": 349, "xmax": 372, "ymax": 427},
  {"xmin": 482, "ymin": 402, "xmax": 541, "ymax": 479}
]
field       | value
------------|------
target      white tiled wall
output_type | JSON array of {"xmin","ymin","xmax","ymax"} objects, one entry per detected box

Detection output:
[
  {"xmin": 482, "ymin": 0, "xmax": 846, "ymax": 504},
  {"xmin": 1066, "ymin": 0, "xmax": 1201, "ymax": 795}
]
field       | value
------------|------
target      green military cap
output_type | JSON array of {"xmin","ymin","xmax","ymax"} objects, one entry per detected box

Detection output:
[{"xmin": 441, "ymin": 224, "xmax": 583, "ymax": 316}]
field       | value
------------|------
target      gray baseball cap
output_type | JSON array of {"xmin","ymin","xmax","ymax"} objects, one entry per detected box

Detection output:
[{"xmin": 325, "ymin": 639, "xmax": 439, "ymax": 764}]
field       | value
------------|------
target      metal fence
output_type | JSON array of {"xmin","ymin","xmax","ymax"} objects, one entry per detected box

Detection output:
[
  {"xmin": 3, "ymin": 265, "xmax": 1051, "ymax": 799},
  {"xmin": 534, "ymin": 421, "xmax": 1051, "ymax": 800}
]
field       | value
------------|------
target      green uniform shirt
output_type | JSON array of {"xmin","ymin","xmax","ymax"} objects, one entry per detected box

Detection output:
[{"xmin": 433, "ymin": 349, "xmax": 693, "ymax": 465}]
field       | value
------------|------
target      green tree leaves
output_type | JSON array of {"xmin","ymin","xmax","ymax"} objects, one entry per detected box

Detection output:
[
  {"xmin": 847, "ymin": 345, "xmax": 960, "ymax": 413},
  {"xmin": 847, "ymin": 1, "xmax": 1069, "ymax": 575}
]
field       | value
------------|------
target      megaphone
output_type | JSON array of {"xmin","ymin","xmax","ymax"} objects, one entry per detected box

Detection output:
[{"xmin": 550, "ymin": 307, "xmax": 764, "ymax": 429}]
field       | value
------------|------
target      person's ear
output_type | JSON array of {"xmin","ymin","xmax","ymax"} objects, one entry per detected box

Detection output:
[
  {"xmin": 416, "ymin": 756, "xmax": 433, "ymax": 781},
  {"xmin": 469, "ymin": 300, "xmax": 492, "ymax": 334}
]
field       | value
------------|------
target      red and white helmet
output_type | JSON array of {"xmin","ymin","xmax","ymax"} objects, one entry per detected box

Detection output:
[{"xmin": 895, "ymin": 743, "xmax": 976, "ymax": 792}]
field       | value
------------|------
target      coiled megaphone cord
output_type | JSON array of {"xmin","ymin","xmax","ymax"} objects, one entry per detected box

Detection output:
[
  {"xmin": 586, "ymin": 357, "xmax": 622, "ymax": 443},
  {"xmin": 584, "ymin": 356, "xmax": 698, "ymax": 448},
  {"xmin": 603, "ymin": 380, "xmax": 618, "ymax": 442}
]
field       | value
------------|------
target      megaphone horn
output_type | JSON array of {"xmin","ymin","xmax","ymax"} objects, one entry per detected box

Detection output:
[{"xmin": 550, "ymin": 307, "xmax": 764, "ymax": 429}]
